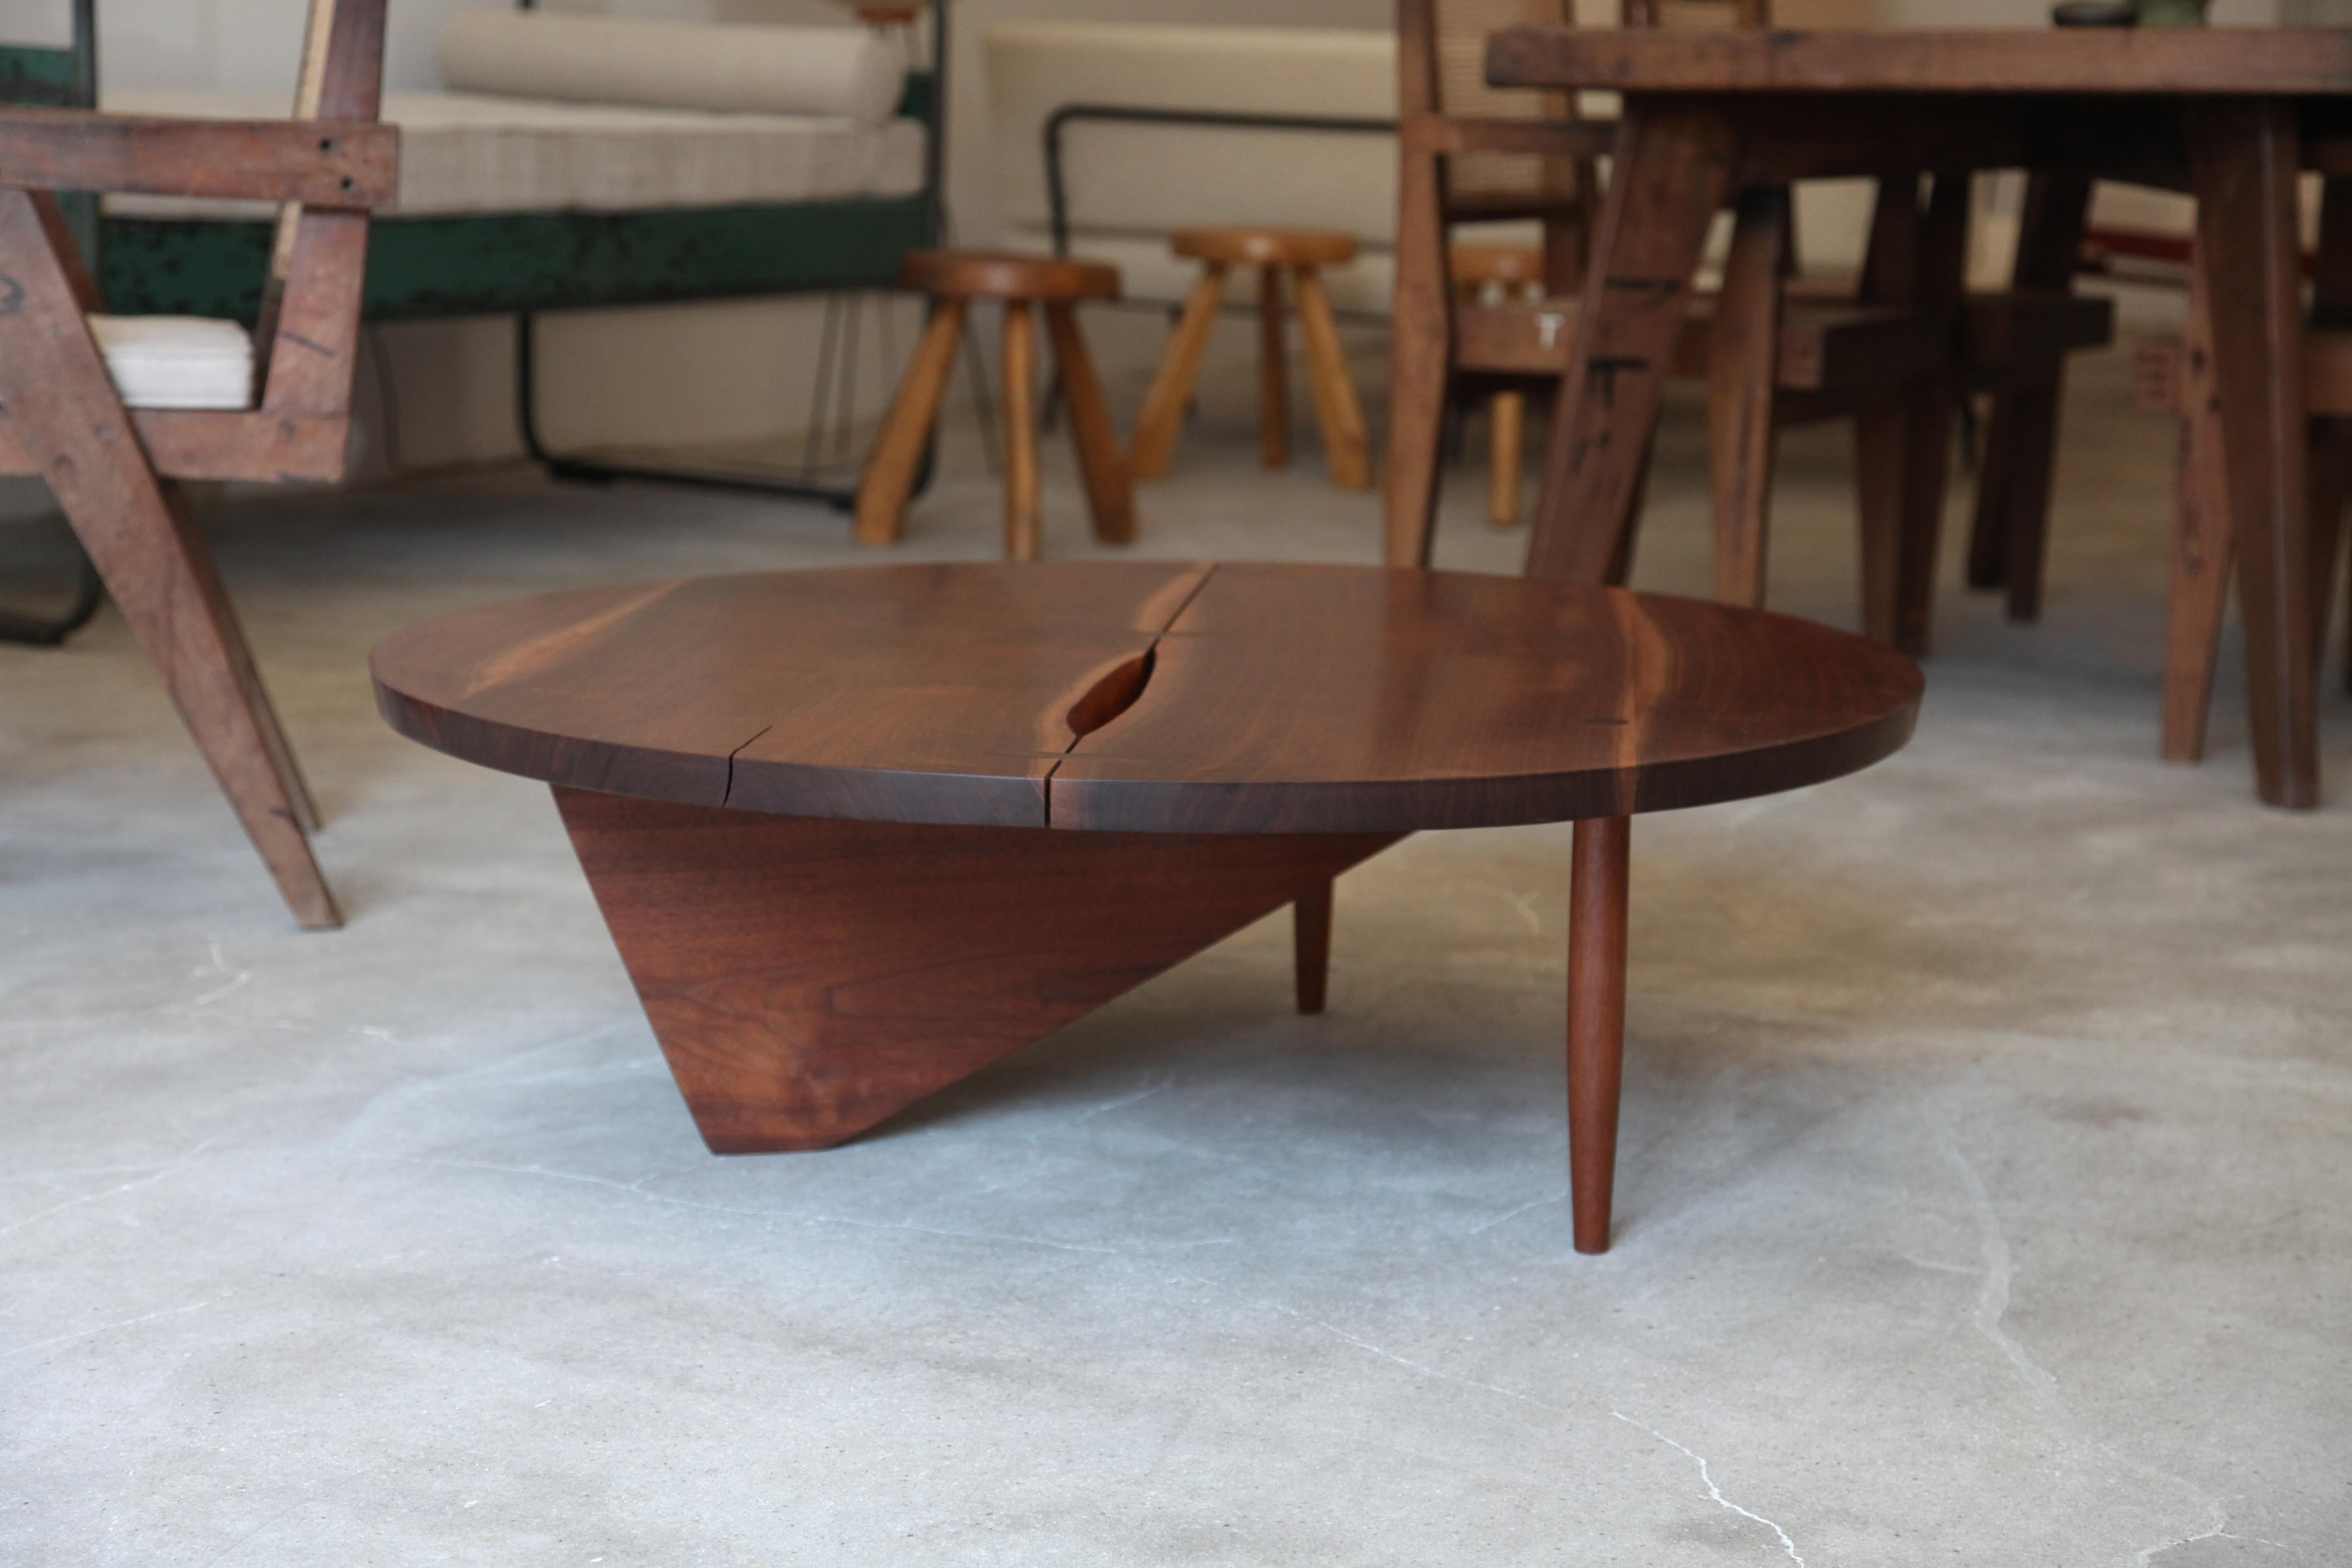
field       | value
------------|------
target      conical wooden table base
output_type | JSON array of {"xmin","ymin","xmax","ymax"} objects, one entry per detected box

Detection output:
[{"xmin": 557, "ymin": 787, "xmax": 1400, "ymax": 1153}]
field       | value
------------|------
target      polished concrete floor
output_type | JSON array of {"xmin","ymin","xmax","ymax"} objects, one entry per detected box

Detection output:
[{"xmin": 3, "ymin": 347, "xmax": 2349, "ymax": 1565}]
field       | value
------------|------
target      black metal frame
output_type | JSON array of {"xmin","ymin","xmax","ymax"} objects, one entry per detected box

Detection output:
[
  {"xmin": 1, "ymin": 0, "xmax": 104, "ymax": 647},
  {"xmin": 1043, "ymin": 103, "xmax": 1395, "ymax": 260},
  {"xmin": 514, "ymin": 0, "xmax": 952, "ymax": 508},
  {"xmin": 1042, "ymin": 103, "xmax": 1398, "ymax": 326}
]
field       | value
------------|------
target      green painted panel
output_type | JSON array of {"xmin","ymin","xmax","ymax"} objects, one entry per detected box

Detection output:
[
  {"xmin": 0, "ymin": 45, "xmax": 77, "ymax": 108},
  {"xmin": 99, "ymin": 196, "xmax": 931, "ymax": 323}
]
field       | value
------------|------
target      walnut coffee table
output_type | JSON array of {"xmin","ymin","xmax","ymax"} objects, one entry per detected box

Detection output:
[{"xmin": 372, "ymin": 562, "xmax": 1920, "ymax": 1253}]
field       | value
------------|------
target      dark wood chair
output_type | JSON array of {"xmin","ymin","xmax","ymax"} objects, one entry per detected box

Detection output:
[
  {"xmin": 0, "ymin": 0, "xmax": 395, "ymax": 928},
  {"xmin": 1387, "ymin": 0, "xmax": 2110, "ymax": 660},
  {"xmin": 1388, "ymin": 0, "xmax": 1957, "ymax": 648}
]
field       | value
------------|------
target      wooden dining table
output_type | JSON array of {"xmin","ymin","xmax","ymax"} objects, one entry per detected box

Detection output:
[{"xmin": 1485, "ymin": 26, "xmax": 2352, "ymax": 809}]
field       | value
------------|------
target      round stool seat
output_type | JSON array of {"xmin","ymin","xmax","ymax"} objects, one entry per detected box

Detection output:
[
  {"xmin": 1171, "ymin": 227, "xmax": 1359, "ymax": 268},
  {"xmin": 1450, "ymin": 243, "xmax": 1542, "ymax": 289},
  {"xmin": 901, "ymin": 250, "xmax": 1121, "ymax": 303}
]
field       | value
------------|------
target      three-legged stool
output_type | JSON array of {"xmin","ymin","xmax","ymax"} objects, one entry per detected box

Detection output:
[
  {"xmin": 1130, "ymin": 228, "xmax": 1372, "ymax": 490},
  {"xmin": 856, "ymin": 251, "xmax": 1134, "ymax": 561}
]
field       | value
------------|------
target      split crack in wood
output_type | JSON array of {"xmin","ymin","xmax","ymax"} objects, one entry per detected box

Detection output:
[
  {"xmin": 719, "ymin": 725, "xmax": 771, "ymax": 808},
  {"xmin": 1039, "ymin": 563, "xmax": 1218, "ymax": 827}
]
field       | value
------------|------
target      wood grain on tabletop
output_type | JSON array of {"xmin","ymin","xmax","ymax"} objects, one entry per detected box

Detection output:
[{"xmin": 373, "ymin": 562, "xmax": 1921, "ymax": 835}]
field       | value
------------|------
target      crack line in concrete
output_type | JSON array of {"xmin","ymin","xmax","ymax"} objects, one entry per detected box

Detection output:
[
  {"xmin": 1931, "ymin": 1106, "xmax": 2251, "ymax": 1566},
  {"xmin": 1613, "ymin": 1411, "xmax": 1805, "ymax": 1566}
]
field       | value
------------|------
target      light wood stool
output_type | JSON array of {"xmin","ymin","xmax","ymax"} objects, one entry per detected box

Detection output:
[
  {"xmin": 1131, "ymin": 227, "xmax": 1372, "ymax": 490},
  {"xmin": 1451, "ymin": 245, "xmax": 1545, "ymax": 529},
  {"xmin": 856, "ymin": 250, "xmax": 1133, "ymax": 561}
]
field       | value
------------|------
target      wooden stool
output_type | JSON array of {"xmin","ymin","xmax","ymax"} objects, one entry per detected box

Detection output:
[
  {"xmin": 1451, "ymin": 245, "xmax": 1545, "ymax": 529},
  {"xmin": 856, "ymin": 250, "xmax": 1133, "ymax": 561},
  {"xmin": 1131, "ymin": 228, "xmax": 1372, "ymax": 490}
]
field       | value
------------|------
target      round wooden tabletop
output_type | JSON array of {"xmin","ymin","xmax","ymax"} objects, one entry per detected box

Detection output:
[{"xmin": 372, "ymin": 562, "xmax": 1922, "ymax": 834}]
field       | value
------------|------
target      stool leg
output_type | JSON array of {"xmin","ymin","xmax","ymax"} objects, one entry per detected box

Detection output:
[
  {"xmin": 1568, "ymin": 815, "xmax": 1630, "ymax": 1256},
  {"xmin": 1045, "ymin": 303, "xmax": 1135, "ymax": 545},
  {"xmin": 1292, "ymin": 266, "xmax": 1371, "ymax": 490},
  {"xmin": 1259, "ymin": 264, "xmax": 1289, "ymax": 470},
  {"xmin": 856, "ymin": 299, "xmax": 967, "ymax": 547},
  {"xmin": 1132, "ymin": 264, "xmax": 1225, "ymax": 480},
  {"xmin": 1488, "ymin": 392, "xmax": 1525, "ymax": 528},
  {"xmin": 1002, "ymin": 301, "xmax": 1043, "ymax": 561},
  {"xmin": 1293, "ymin": 879, "xmax": 1333, "ymax": 1015}
]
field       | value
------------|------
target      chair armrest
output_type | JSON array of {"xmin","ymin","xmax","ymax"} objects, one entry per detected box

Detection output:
[{"xmin": 0, "ymin": 109, "xmax": 396, "ymax": 208}]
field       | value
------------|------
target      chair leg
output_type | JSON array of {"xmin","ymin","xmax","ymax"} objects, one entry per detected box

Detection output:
[
  {"xmin": 1965, "ymin": 393, "xmax": 2015, "ymax": 591},
  {"xmin": 1293, "ymin": 879, "xmax": 1333, "ymax": 1016},
  {"xmin": 1044, "ymin": 303, "xmax": 1135, "ymax": 546},
  {"xmin": 855, "ymin": 299, "xmax": 967, "ymax": 547},
  {"xmin": 2305, "ymin": 423, "xmax": 2350, "ymax": 681},
  {"xmin": 0, "ymin": 190, "xmax": 337, "ymax": 928},
  {"xmin": 1856, "ymin": 173, "xmax": 1968, "ymax": 658},
  {"xmin": 1708, "ymin": 186, "xmax": 1789, "ymax": 609},
  {"xmin": 1259, "ymin": 264, "xmax": 1289, "ymax": 470},
  {"xmin": 1292, "ymin": 265, "xmax": 1372, "ymax": 490},
  {"xmin": 1488, "ymin": 392, "xmax": 1525, "ymax": 527},
  {"xmin": 2161, "ymin": 401, "xmax": 2232, "ymax": 763},
  {"xmin": 1384, "ymin": 145, "xmax": 1452, "ymax": 568},
  {"xmin": 161, "ymin": 481, "xmax": 321, "ymax": 834},
  {"xmin": 1131, "ymin": 265, "xmax": 1225, "ymax": 480},
  {"xmin": 1568, "ymin": 815, "xmax": 1631, "ymax": 1256},
  {"xmin": 1992, "ymin": 372, "xmax": 2067, "ymax": 623},
  {"xmin": 1001, "ymin": 301, "xmax": 1043, "ymax": 562}
]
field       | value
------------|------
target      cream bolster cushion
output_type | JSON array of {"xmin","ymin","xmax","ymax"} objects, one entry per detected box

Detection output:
[
  {"xmin": 87, "ymin": 316, "xmax": 253, "ymax": 411},
  {"xmin": 437, "ymin": 11, "xmax": 903, "ymax": 126}
]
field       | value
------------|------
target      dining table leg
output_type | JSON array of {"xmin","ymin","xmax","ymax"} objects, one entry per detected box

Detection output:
[
  {"xmin": 1525, "ymin": 100, "xmax": 1738, "ymax": 584},
  {"xmin": 2190, "ymin": 98, "xmax": 2321, "ymax": 808}
]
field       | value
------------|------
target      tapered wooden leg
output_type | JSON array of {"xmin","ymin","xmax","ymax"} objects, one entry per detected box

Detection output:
[
  {"xmin": 1293, "ymin": 879, "xmax": 1334, "ymax": 1016},
  {"xmin": 554, "ymin": 788, "xmax": 1401, "ymax": 1151},
  {"xmin": 1384, "ymin": 143, "xmax": 1453, "ymax": 568},
  {"xmin": 1001, "ymin": 300, "xmax": 1042, "ymax": 562},
  {"xmin": 0, "ymin": 190, "xmax": 337, "ymax": 928},
  {"xmin": 856, "ymin": 299, "xmax": 967, "ymax": 547},
  {"xmin": 1966, "ymin": 174, "xmax": 2092, "ymax": 610},
  {"xmin": 2192, "ymin": 99, "xmax": 2319, "ymax": 808},
  {"xmin": 1568, "ymin": 815, "xmax": 1630, "ymax": 1256},
  {"xmin": 1854, "ymin": 173, "xmax": 1968, "ymax": 657},
  {"xmin": 1708, "ymin": 185, "xmax": 1790, "ymax": 609},
  {"xmin": 1293, "ymin": 266, "xmax": 1372, "ymax": 490},
  {"xmin": 2161, "ymin": 274, "xmax": 2233, "ymax": 764},
  {"xmin": 1259, "ymin": 264, "xmax": 1289, "ymax": 470},
  {"xmin": 1488, "ymin": 392, "xmax": 1525, "ymax": 527},
  {"xmin": 160, "ymin": 476, "xmax": 322, "ymax": 834},
  {"xmin": 1045, "ymin": 303, "xmax": 1135, "ymax": 545},
  {"xmin": 1132, "ymin": 265, "xmax": 1225, "ymax": 480},
  {"xmin": 1527, "ymin": 101, "xmax": 1736, "ymax": 584},
  {"xmin": 1986, "ymin": 374, "xmax": 2065, "ymax": 623}
]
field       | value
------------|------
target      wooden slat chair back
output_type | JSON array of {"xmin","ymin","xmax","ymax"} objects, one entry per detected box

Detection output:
[
  {"xmin": 1388, "ymin": 0, "xmax": 1973, "ymax": 654},
  {"xmin": 0, "ymin": 0, "xmax": 395, "ymax": 927}
]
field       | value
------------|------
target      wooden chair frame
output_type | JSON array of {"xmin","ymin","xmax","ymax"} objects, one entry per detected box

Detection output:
[
  {"xmin": 1385, "ymin": 0, "xmax": 1965, "ymax": 647},
  {"xmin": 0, "ymin": 0, "xmax": 394, "ymax": 928},
  {"xmin": 1386, "ymin": 0, "xmax": 2108, "ymax": 661}
]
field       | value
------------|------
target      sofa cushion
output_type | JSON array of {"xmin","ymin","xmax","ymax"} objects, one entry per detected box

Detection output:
[
  {"xmin": 87, "ymin": 316, "xmax": 252, "ymax": 411},
  {"xmin": 438, "ymin": 10, "xmax": 904, "ymax": 126}
]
